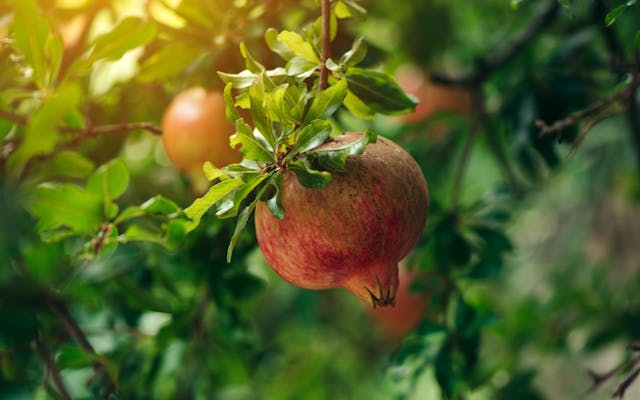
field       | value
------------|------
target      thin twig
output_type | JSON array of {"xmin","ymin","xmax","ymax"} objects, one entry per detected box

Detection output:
[
  {"xmin": 46, "ymin": 296, "xmax": 117, "ymax": 398},
  {"xmin": 586, "ymin": 354, "xmax": 640, "ymax": 395},
  {"xmin": 319, "ymin": 0, "xmax": 331, "ymax": 92},
  {"xmin": 431, "ymin": 1, "xmax": 560, "ymax": 88},
  {"xmin": 614, "ymin": 365, "xmax": 640, "ymax": 399},
  {"xmin": 535, "ymin": 75, "xmax": 637, "ymax": 139},
  {"xmin": 34, "ymin": 331, "xmax": 73, "ymax": 400},
  {"xmin": 0, "ymin": 108, "xmax": 162, "ymax": 136}
]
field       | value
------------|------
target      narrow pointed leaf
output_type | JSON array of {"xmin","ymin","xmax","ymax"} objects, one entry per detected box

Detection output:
[
  {"xmin": 276, "ymin": 30, "xmax": 320, "ymax": 63},
  {"xmin": 288, "ymin": 120, "xmax": 332, "ymax": 159},
  {"xmin": 304, "ymin": 79, "xmax": 348, "ymax": 123},
  {"xmin": 346, "ymin": 68, "xmax": 417, "ymax": 114},
  {"xmin": 183, "ymin": 178, "xmax": 244, "ymax": 232},
  {"xmin": 289, "ymin": 159, "xmax": 332, "ymax": 188},
  {"xmin": 309, "ymin": 129, "xmax": 377, "ymax": 172}
]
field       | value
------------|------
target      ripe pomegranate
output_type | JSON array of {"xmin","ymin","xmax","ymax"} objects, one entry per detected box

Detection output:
[
  {"xmin": 396, "ymin": 64, "xmax": 472, "ymax": 138},
  {"xmin": 161, "ymin": 88, "xmax": 241, "ymax": 174},
  {"xmin": 255, "ymin": 132, "xmax": 429, "ymax": 307},
  {"xmin": 370, "ymin": 263, "xmax": 431, "ymax": 340}
]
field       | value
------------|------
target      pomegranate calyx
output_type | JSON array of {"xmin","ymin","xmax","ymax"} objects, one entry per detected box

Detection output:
[{"xmin": 365, "ymin": 276, "xmax": 397, "ymax": 309}]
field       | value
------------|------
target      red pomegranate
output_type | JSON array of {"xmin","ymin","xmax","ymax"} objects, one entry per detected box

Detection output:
[{"xmin": 254, "ymin": 132, "xmax": 429, "ymax": 307}]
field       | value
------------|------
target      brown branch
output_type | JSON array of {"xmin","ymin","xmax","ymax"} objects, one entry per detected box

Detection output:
[
  {"xmin": 46, "ymin": 295, "xmax": 117, "ymax": 398},
  {"xmin": 0, "ymin": 108, "xmax": 162, "ymax": 136},
  {"xmin": 34, "ymin": 331, "xmax": 73, "ymax": 400},
  {"xmin": 431, "ymin": 1, "xmax": 560, "ymax": 88},
  {"xmin": 614, "ymin": 365, "xmax": 640, "ymax": 399},
  {"xmin": 586, "ymin": 353, "xmax": 640, "ymax": 396},
  {"xmin": 318, "ymin": 0, "xmax": 331, "ymax": 92},
  {"xmin": 534, "ymin": 76, "xmax": 637, "ymax": 139}
]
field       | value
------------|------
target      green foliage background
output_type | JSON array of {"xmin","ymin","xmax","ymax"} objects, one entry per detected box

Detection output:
[{"xmin": 1, "ymin": 0, "xmax": 640, "ymax": 399}]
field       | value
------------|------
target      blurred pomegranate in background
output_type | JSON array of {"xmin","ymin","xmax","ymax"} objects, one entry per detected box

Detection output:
[{"xmin": 396, "ymin": 64, "xmax": 472, "ymax": 139}]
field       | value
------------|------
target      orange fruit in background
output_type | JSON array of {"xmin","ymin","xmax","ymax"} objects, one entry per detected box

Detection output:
[
  {"xmin": 396, "ymin": 64, "xmax": 472, "ymax": 139},
  {"xmin": 161, "ymin": 88, "xmax": 241, "ymax": 174}
]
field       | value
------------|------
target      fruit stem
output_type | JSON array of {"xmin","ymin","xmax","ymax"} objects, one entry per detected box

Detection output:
[{"xmin": 319, "ymin": 0, "xmax": 330, "ymax": 92}]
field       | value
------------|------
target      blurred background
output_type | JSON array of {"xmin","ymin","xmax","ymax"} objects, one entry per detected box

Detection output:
[{"xmin": 1, "ymin": 0, "xmax": 640, "ymax": 399}]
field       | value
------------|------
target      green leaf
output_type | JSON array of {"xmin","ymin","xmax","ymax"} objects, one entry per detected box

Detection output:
[
  {"xmin": 30, "ymin": 151, "xmax": 95, "ymax": 181},
  {"xmin": 223, "ymin": 83, "xmax": 242, "ymax": 126},
  {"xmin": 339, "ymin": 37, "xmax": 367, "ymax": 67},
  {"xmin": 285, "ymin": 56, "xmax": 320, "ymax": 79},
  {"xmin": 265, "ymin": 28, "xmax": 296, "ymax": 60},
  {"xmin": 113, "ymin": 206, "xmax": 145, "ymax": 224},
  {"xmin": 276, "ymin": 30, "xmax": 320, "ymax": 63},
  {"xmin": 138, "ymin": 43, "xmax": 201, "ymax": 82},
  {"xmin": 227, "ymin": 204, "xmax": 254, "ymax": 262},
  {"xmin": 7, "ymin": 84, "xmax": 82, "ymax": 178},
  {"xmin": 12, "ymin": 0, "xmax": 60, "ymax": 88},
  {"xmin": 165, "ymin": 218, "xmax": 188, "ymax": 249},
  {"xmin": 289, "ymin": 159, "xmax": 332, "ymax": 189},
  {"xmin": 122, "ymin": 224, "xmax": 166, "ymax": 245},
  {"xmin": 249, "ymin": 74, "xmax": 276, "ymax": 146},
  {"xmin": 339, "ymin": 0, "xmax": 368, "ymax": 18},
  {"xmin": 86, "ymin": 17, "xmax": 156, "ymax": 64},
  {"xmin": 56, "ymin": 345, "xmax": 97, "ymax": 370},
  {"xmin": 605, "ymin": 1, "xmax": 635, "ymax": 26},
  {"xmin": 203, "ymin": 161, "xmax": 230, "ymax": 181},
  {"xmin": 140, "ymin": 195, "xmax": 181, "ymax": 215},
  {"xmin": 343, "ymin": 89, "xmax": 376, "ymax": 119},
  {"xmin": 304, "ymin": 79, "xmax": 348, "ymax": 123},
  {"xmin": 288, "ymin": 120, "xmax": 332, "ymax": 159},
  {"xmin": 183, "ymin": 178, "xmax": 244, "ymax": 232},
  {"xmin": 266, "ymin": 174, "xmax": 285, "ymax": 219},
  {"xmin": 216, "ymin": 172, "xmax": 270, "ymax": 219},
  {"xmin": 240, "ymin": 42, "xmax": 265, "ymax": 73},
  {"xmin": 230, "ymin": 120, "xmax": 274, "ymax": 162},
  {"xmin": 346, "ymin": 68, "xmax": 418, "ymax": 114},
  {"xmin": 308, "ymin": 129, "xmax": 377, "ymax": 172},
  {"xmin": 86, "ymin": 159, "xmax": 130, "ymax": 201},
  {"xmin": 218, "ymin": 70, "xmax": 257, "ymax": 90},
  {"xmin": 25, "ymin": 183, "xmax": 104, "ymax": 237}
]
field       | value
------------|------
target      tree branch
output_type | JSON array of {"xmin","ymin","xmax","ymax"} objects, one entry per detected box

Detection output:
[
  {"xmin": 614, "ymin": 365, "xmax": 640, "ymax": 400},
  {"xmin": 534, "ymin": 75, "xmax": 637, "ymax": 140},
  {"xmin": 319, "ymin": 0, "xmax": 331, "ymax": 92},
  {"xmin": 431, "ymin": 1, "xmax": 560, "ymax": 88},
  {"xmin": 0, "ymin": 108, "xmax": 162, "ymax": 136},
  {"xmin": 586, "ymin": 350, "xmax": 640, "ymax": 397},
  {"xmin": 34, "ymin": 331, "xmax": 73, "ymax": 400},
  {"xmin": 46, "ymin": 295, "xmax": 117, "ymax": 398}
]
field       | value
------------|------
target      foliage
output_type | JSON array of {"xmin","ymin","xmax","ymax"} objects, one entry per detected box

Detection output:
[{"xmin": 1, "ymin": 0, "xmax": 640, "ymax": 399}]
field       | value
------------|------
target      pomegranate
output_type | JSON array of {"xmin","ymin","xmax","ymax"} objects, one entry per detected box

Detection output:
[
  {"xmin": 161, "ymin": 88, "xmax": 241, "ymax": 173},
  {"xmin": 395, "ymin": 64, "xmax": 472, "ymax": 140},
  {"xmin": 255, "ymin": 132, "xmax": 429, "ymax": 307}
]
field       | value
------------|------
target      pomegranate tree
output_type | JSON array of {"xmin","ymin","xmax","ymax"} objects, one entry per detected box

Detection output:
[{"xmin": 255, "ymin": 133, "xmax": 429, "ymax": 307}]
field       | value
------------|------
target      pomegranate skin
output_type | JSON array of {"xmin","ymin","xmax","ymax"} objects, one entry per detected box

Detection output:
[{"xmin": 255, "ymin": 132, "xmax": 429, "ymax": 307}]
